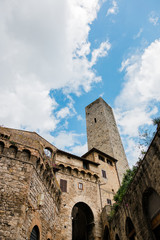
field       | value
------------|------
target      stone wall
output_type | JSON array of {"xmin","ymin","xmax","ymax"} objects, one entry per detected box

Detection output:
[
  {"xmin": 55, "ymin": 163, "xmax": 102, "ymax": 240},
  {"xmin": 55, "ymin": 149, "xmax": 120, "ymax": 240},
  {"xmin": 0, "ymin": 127, "xmax": 61, "ymax": 240},
  {"xmin": 101, "ymin": 126, "xmax": 160, "ymax": 240}
]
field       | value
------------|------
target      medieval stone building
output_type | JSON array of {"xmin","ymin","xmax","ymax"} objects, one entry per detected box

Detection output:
[{"xmin": 0, "ymin": 97, "xmax": 159, "ymax": 240}]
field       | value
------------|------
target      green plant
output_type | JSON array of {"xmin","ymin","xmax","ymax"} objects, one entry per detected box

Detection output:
[{"xmin": 108, "ymin": 166, "xmax": 137, "ymax": 220}]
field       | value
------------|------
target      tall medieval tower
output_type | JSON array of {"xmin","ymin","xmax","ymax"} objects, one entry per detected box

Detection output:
[{"xmin": 85, "ymin": 97, "xmax": 129, "ymax": 183}]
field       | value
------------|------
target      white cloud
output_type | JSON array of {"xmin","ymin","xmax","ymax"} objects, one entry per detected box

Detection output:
[
  {"xmin": 106, "ymin": 0, "xmax": 118, "ymax": 16},
  {"xmin": 71, "ymin": 143, "xmax": 88, "ymax": 156},
  {"xmin": 115, "ymin": 39, "xmax": 160, "ymax": 165},
  {"xmin": 77, "ymin": 115, "xmax": 83, "ymax": 121},
  {"xmin": 133, "ymin": 28, "xmax": 143, "ymax": 39},
  {"xmin": 149, "ymin": 11, "xmax": 159, "ymax": 25},
  {"xmin": 0, "ymin": 0, "xmax": 111, "ymax": 154},
  {"xmin": 124, "ymin": 138, "xmax": 140, "ymax": 167},
  {"xmin": 57, "ymin": 107, "xmax": 70, "ymax": 119},
  {"xmin": 52, "ymin": 131, "xmax": 84, "ymax": 150},
  {"xmin": 91, "ymin": 40, "xmax": 111, "ymax": 66}
]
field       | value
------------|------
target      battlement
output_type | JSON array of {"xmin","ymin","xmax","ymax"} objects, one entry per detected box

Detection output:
[{"xmin": 0, "ymin": 128, "xmax": 61, "ymax": 206}]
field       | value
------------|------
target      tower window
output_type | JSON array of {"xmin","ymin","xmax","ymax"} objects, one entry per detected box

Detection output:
[
  {"xmin": 102, "ymin": 170, "xmax": 107, "ymax": 178},
  {"xmin": 60, "ymin": 179, "xmax": 67, "ymax": 192},
  {"xmin": 94, "ymin": 118, "xmax": 97, "ymax": 123},
  {"xmin": 99, "ymin": 155, "xmax": 105, "ymax": 162}
]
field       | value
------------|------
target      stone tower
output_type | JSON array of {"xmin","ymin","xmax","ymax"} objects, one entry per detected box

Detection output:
[{"xmin": 85, "ymin": 97, "xmax": 129, "ymax": 183}]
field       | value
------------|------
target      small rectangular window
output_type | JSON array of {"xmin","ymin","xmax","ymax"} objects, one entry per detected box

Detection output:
[
  {"xmin": 99, "ymin": 155, "xmax": 105, "ymax": 162},
  {"xmin": 107, "ymin": 159, "xmax": 113, "ymax": 166},
  {"xmin": 94, "ymin": 118, "xmax": 97, "ymax": 123},
  {"xmin": 83, "ymin": 161, "xmax": 89, "ymax": 170},
  {"xmin": 102, "ymin": 170, "xmax": 107, "ymax": 178},
  {"xmin": 107, "ymin": 199, "xmax": 112, "ymax": 205},
  {"xmin": 78, "ymin": 183, "xmax": 83, "ymax": 190},
  {"xmin": 60, "ymin": 179, "xmax": 67, "ymax": 192}
]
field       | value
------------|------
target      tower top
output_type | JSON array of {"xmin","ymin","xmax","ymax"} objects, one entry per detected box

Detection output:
[{"xmin": 86, "ymin": 97, "xmax": 111, "ymax": 110}]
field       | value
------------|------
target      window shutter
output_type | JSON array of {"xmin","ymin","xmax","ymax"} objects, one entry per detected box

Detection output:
[{"xmin": 60, "ymin": 179, "xmax": 67, "ymax": 192}]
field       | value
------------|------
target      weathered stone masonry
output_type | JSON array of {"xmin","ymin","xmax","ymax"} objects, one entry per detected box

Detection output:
[
  {"xmin": 0, "ymin": 128, "xmax": 61, "ymax": 240},
  {"xmin": 101, "ymin": 125, "xmax": 160, "ymax": 240},
  {"xmin": 85, "ymin": 97, "xmax": 129, "ymax": 183},
  {"xmin": 1, "ymin": 97, "xmax": 159, "ymax": 240}
]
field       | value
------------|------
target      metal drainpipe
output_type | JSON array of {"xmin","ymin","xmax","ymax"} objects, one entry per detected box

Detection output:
[
  {"xmin": 98, "ymin": 181, "xmax": 106, "ymax": 210},
  {"xmin": 115, "ymin": 161, "xmax": 121, "ymax": 187}
]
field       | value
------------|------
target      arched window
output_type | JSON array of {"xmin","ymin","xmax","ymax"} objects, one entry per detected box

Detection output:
[
  {"xmin": 143, "ymin": 188, "xmax": 160, "ymax": 239},
  {"xmin": 44, "ymin": 148, "xmax": 52, "ymax": 158},
  {"xmin": 8, "ymin": 145, "xmax": 17, "ymax": 158},
  {"xmin": 126, "ymin": 217, "xmax": 136, "ymax": 240},
  {"xmin": 30, "ymin": 225, "xmax": 40, "ymax": 240},
  {"xmin": 21, "ymin": 149, "xmax": 31, "ymax": 161}
]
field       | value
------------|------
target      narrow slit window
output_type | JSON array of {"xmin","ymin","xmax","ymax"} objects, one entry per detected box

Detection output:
[
  {"xmin": 94, "ymin": 118, "xmax": 97, "ymax": 123},
  {"xmin": 78, "ymin": 183, "xmax": 83, "ymax": 190}
]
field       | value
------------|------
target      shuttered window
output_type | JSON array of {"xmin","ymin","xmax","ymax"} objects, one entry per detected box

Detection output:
[
  {"xmin": 30, "ymin": 226, "xmax": 39, "ymax": 240},
  {"xmin": 60, "ymin": 179, "xmax": 67, "ymax": 192}
]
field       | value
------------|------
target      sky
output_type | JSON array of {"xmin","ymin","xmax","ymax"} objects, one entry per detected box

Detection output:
[{"xmin": 0, "ymin": 0, "xmax": 160, "ymax": 166}]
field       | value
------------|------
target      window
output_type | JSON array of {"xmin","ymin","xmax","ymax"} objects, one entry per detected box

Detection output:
[
  {"xmin": 30, "ymin": 225, "xmax": 40, "ymax": 240},
  {"xmin": 126, "ymin": 217, "xmax": 136, "ymax": 240},
  {"xmin": 107, "ymin": 159, "xmax": 113, "ymax": 166},
  {"xmin": 83, "ymin": 161, "xmax": 89, "ymax": 170},
  {"xmin": 78, "ymin": 183, "xmax": 83, "ymax": 190},
  {"xmin": 44, "ymin": 148, "xmax": 52, "ymax": 158},
  {"xmin": 107, "ymin": 199, "xmax": 112, "ymax": 205},
  {"xmin": 60, "ymin": 179, "xmax": 67, "ymax": 192},
  {"xmin": 99, "ymin": 155, "xmax": 105, "ymax": 162},
  {"xmin": 102, "ymin": 170, "xmax": 107, "ymax": 178},
  {"xmin": 94, "ymin": 118, "xmax": 97, "ymax": 123}
]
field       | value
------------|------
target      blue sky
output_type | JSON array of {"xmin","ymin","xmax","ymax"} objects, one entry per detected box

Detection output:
[{"xmin": 0, "ymin": 0, "xmax": 160, "ymax": 166}]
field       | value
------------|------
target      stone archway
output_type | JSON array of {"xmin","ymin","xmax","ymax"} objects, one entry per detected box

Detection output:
[
  {"xmin": 143, "ymin": 188, "xmax": 160, "ymax": 239},
  {"xmin": 126, "ymin": 217, "xmax": 136, "ymax": 240},
  {"xmin": 72, "ymin": 202, "xmax": 94, "ymax": 240},
  {"xmin": 103, "ymin": 225, "xmax": 110, "ymax": 240}
]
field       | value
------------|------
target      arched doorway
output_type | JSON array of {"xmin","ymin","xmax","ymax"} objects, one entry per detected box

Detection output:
[
  {"xmin": 115, "ymin": 233, "xmax": 120, "ymax": 240},
  {"xmin": 103, "ymin": 225, "xmax": 110, "ymax": 240},
  {"xmin": 126, "ymin": 217, "xmax": 136, "ymax": 240},
  {"xmin": 143, "ymin": 188, "xmax": 160, "ymax": 239},
  {"xmin": 72, "ymin": 202, "xmax": 94, "ymax": 240},
  {"xmin": 30, "ymin": 225, "xmax": 40, "ymax": 240}
]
